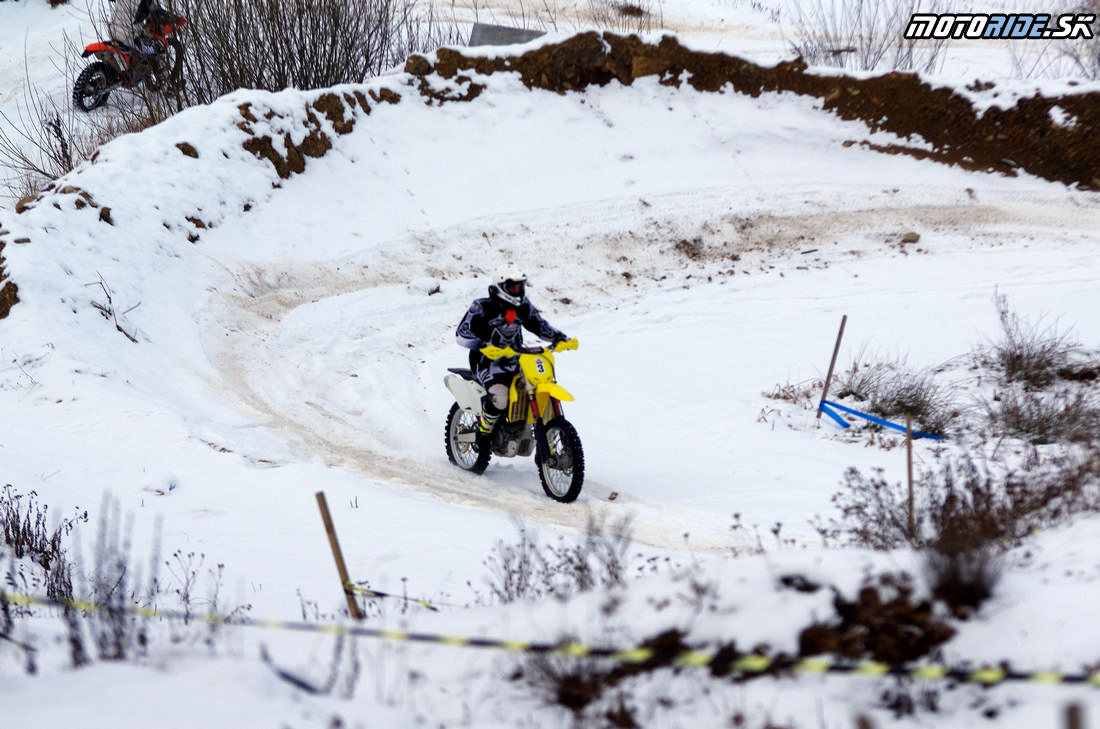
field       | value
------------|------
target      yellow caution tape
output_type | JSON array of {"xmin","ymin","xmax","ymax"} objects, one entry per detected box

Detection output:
[{"xmin": 3, "ymin": 590, "xmax": 1098, "ymax": 688}]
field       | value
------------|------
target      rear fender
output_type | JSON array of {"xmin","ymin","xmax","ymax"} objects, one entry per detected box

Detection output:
[
  {"xmin": 83, "ymin": 42, "xmax": 124, "ymax": 59},
  {"xmin": 445, "ymin": 374, "xmax": 486, "ymax": 413}
]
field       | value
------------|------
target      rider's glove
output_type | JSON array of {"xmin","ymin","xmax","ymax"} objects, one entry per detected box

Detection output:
[{"xmin": 552, "ymin": 332, "xmax": 569, "ymax": 346}]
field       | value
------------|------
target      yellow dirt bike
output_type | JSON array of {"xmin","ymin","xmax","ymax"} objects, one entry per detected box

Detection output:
[{"xmin": 444, "ymin": 339, "xmax": 584, "ymax": 502}]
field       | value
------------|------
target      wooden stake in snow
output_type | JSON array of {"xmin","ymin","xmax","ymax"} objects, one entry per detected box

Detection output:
[
  {"xmin": 817, "ymin": 314, "xmax": 847, "ymax": 420},
  {"xmin": 907, "ymin": 413, "xmax": 915, "ymax": 540},
  {"xmin": 316, "ymin": 491, "xmax": 363, "ymax": 621}
]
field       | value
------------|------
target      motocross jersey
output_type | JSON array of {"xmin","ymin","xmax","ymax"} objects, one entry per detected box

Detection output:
[
  {"xmin": 456, "ymin": 295, "xmax": 563, "ymax": 373},
  {"xmin": 108, "ymin": 0, "xmax": 154, "ymax": 45}
]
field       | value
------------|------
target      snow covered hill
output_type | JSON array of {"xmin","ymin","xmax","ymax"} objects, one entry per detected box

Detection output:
[{"xmin": 4, "ymin": 2, "xmax": 1100, "ymax": 727}]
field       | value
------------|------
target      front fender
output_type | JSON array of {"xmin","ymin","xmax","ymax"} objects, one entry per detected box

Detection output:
[{"xmin": 536, "ymin": 382, "xmax": 574, "ymax": 403}]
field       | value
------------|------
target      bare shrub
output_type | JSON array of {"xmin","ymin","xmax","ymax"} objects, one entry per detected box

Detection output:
[
  {"xmin": 86, "ymin": 494, "xmax": 153, "ymax": 661},
  {"xmin": 1056, "ymin": 0, "xmax": 1100, "ymax": 78},
  {"xmin": 586, "ymin": 0, "xmax": 663, "ymax": 33},
  {"xmin": 829, "ymin": 453, "xmax": 1100, "ymax": 550},
  {"xmin": 835, "ymin": 351, "xmax": 956, "ymax": 437},
  {"xmin": 782, "ymin": 0, "xmax": 951, "ymax": 72},
  {"xmin": 0, "ymin": 73, "xmax": 178, "ymax": 201},
  {"xmin": 762, "ymin": 378, "xmax": 820, "ymax": 408},
  {"xmin": 1010, "ymin": 0, "xmax": 1100, "ymax": 79},
  {"xmin": 485, "ymin": 514, "xmax": 634, "ymax": 604},
  {"xmin": 173, "ymin": 0, "xmax": 463, "ymax": 105},
  {"xmin": 984, "ymin": 387, "xmax": 1100, "ymax": 445},
  {"xmin": 0, "ymin": 484, "xmax": 86, "ymax": 573},
  {"xmin": 985, "ymin": 291, "xmax": 1076, "ymax": 389},
  {"xmin": 826, "ymin": 450, "xmax": 1100, "ymax": 613}
]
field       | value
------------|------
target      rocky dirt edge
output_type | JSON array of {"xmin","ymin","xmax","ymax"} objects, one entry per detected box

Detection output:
[
  {"xmin": 229, "ymin": 30, "xmax": 1100, "ymax": 192},
  {"xmin": 405, "ymin": 32, "xmax": 1100, "ymax": 191},
  {"xmin": 4, "ymin": 30, "xmax": 1099, "ymax": 320}
]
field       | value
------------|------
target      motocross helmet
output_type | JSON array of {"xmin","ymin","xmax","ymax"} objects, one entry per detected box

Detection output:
[{"xmin": 489, "ymin": 263, "xmax": 527, "ymax": 307}]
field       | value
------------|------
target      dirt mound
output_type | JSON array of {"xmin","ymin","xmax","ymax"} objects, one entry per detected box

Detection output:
[
  {"xmin": 0, "ymin": 237, "xmax": 17, "ymax": 320},
  {"xmin": 797, "ymin": 574, "xmax": 955, "ymax": 665},
  {"xmin": 407, "ymin": 32, "xmax": 1100, "ymax": 191}
]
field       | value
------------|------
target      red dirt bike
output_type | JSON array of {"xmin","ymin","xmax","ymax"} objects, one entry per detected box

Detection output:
[{"xmin": 73, "ymin": 9, "xmax": 185, "ymax": 112}]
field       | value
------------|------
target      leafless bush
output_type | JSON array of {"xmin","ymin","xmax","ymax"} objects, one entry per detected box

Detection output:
[
  {"xmin": 172, "ymin": 0, "xmax": 463, "ymax": 105},
  {"xmin": 835, "ymin": 351, "xmax": 956, "ymax": 437},
  {"xmin": 783, "ymin": 0, "xmax": 950, "ymax": 72},
  {"xmin": 1010, "ymin": 0, "xmax": 1100, "ymax": 79},
  {"xmin": 1, "ymin": 484, "xmax": 86, "ymax": 573},
  {"xmin": 1056, "ymin": 0, "xmax": 1100, "ymax": 78},
  {"xmin": 2, "ymin": 0, "xmax": 459, "ymax": 199},
  {"xmin": 829, "ymin": 453, "xmax": 1100, "ymax": 550},
  {"xmin": 984, "ymin": 387, "xmax": 1100, "ymax": 445},
  {"xmin": 0, "ymin": 68, "xmax": 177, "ymax": 202},
  {"xmin": 485, "ymin": 514, "xmax": 634, "ymax": 604},
  {"xmin": 826, "ymin": 450, "xmax": 1100, "ymax": 613},
  {"xmin": 762, "ymin": 378, "xmax": 820, "ymax": 408},
  {"xmin": 585, "ymin": 0, "xmax": 664, "ymax": 33},
  {"xmin": 984, "ymin": 291, "xmax": 1077, "ymax": 389}
]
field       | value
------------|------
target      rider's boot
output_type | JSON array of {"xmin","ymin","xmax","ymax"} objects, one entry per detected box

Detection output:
[{"xmin": 475, "ymin": 397, "xmax": 502, "ymax": 453}]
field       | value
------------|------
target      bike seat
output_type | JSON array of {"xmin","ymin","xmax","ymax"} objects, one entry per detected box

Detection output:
[{"xmin": 447, "ymin": 367, "xmax": 474, "ymax": 379}]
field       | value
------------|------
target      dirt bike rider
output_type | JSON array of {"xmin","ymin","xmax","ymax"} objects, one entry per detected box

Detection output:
[
  {"xmin": 106, "ymin": 0, "xmax": 164, "ymax": 80},
  {"xmin": 457, "ymin": 264, "xmax": 571, "ymax": 448}
]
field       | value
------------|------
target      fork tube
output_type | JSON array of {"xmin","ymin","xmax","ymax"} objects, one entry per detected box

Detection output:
[{"xmin": 529, "ymin": 394, "xmax": 551, "ymax": 463}]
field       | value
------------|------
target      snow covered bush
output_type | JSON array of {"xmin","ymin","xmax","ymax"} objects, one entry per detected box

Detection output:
[
  {"xmin": 984, "ymin": 291, "xmax": 1077, "ymax": 389},
  {"xmin": 835, "ymin": 352, "xmax": 956, "ymax": 438}
]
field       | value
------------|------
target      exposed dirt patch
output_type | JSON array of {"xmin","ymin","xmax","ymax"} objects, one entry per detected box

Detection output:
[
  {"xmin": 407, "ymin": 32, "xmax": 1100, "ymax": 190},
  {"xmin": 797, "ymin": 574, "xmax": 955, "ymax": 664},
  {"xmin": 0, "ymin": 237, "xmax": 17, "ymax": 320},
  {"xmin": 237, "ymin": 31, "xmax": 1100, "ymax": 195}
]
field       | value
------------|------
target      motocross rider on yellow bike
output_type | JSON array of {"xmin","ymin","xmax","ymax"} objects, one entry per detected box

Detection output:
[{"xmin": 456, "ymin": 264, "xmax": 570, "ymax": 450}]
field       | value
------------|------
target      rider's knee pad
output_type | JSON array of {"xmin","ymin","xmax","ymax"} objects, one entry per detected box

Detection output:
[
  {"xmin": 487, "ymin": 384, "xmax": 509, "ymax": 411},
  {"xmin": 481, "ymin": 393, "xmax": 504, "ymax": 416}
]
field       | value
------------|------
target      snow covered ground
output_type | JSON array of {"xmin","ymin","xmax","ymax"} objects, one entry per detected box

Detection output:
[{"xmin": 3, "ymin": 1, "xmax": 1100, "ymax": 727}]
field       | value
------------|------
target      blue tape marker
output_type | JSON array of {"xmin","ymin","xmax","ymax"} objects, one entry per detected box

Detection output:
[
  {"xmin": 819, "ymin": 400, "xmax": 945, "ymax": 440},
  {"xmin": 818, "ymin": 401, "xmax": 850, "ymax": 428}
]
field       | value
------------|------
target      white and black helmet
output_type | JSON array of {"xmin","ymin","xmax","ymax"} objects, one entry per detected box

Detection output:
[{"xmin": 489, "ymin": 263, "xmax": 527, "ymax": 307}]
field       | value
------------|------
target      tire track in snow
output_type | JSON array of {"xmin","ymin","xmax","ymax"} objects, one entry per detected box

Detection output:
[{"xmin": 198, "ymin": 188, "xmax": 1100, "ymax": 553}]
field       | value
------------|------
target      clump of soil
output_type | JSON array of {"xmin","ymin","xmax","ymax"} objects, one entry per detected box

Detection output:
[
  {"xmin": 0, "ymin": 238, "xmax": 18, "ymax": 320},
  {"xmin": 798, "ymin": 574, "xmax": 955, "ymax": 664}
]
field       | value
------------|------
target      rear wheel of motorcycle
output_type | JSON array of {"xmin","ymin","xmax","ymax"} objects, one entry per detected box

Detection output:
[
  {"xmin": 445, "ymin": 402, "xmax": 490, "ymax": 475},
  {"xmin": 73, "ymin": 62, "xmax": 117, "ymax": 112},
  {"xmin": 537, "ymin": 418, "xmax": 584, "ymax": 503}
]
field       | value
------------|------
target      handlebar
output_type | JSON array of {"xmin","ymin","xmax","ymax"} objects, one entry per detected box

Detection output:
[{"xmin": 481, "ymin": 338, "xmax": 579, "ymax": 361}]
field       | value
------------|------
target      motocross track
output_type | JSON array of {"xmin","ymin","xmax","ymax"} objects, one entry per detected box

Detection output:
[
  {"xmin": 9, "ymin": 30, "xmax": 1098, "ymax": 551},
  {"xmin": 183, "ymin": 32, "xmax": 1100, "ymax": 552},
  {"xmin": 199, "ymin": 190, "xmax": 1100, "ymax": 554}
]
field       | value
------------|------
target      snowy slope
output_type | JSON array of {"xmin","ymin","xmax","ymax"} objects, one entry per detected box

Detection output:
[{"xmin": 4, "ymin": 2, "xmax": 1100, "ymax": 727}]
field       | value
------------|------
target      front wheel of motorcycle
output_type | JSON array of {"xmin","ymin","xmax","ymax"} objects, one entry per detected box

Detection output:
[
  {"xmin": 537, "ymin": 418, "xmax": 584, "ymax": 503},
  {"xmin": 445, "ymin": 402, "xmax": 490, "ymax": 475},
  {"xmin": 146, "ymin": 37, "xmax": 183, "ymax": 93},
  {"xmin": 73, "ymin": 61, "xmax": 118, "ymax": 112}
]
